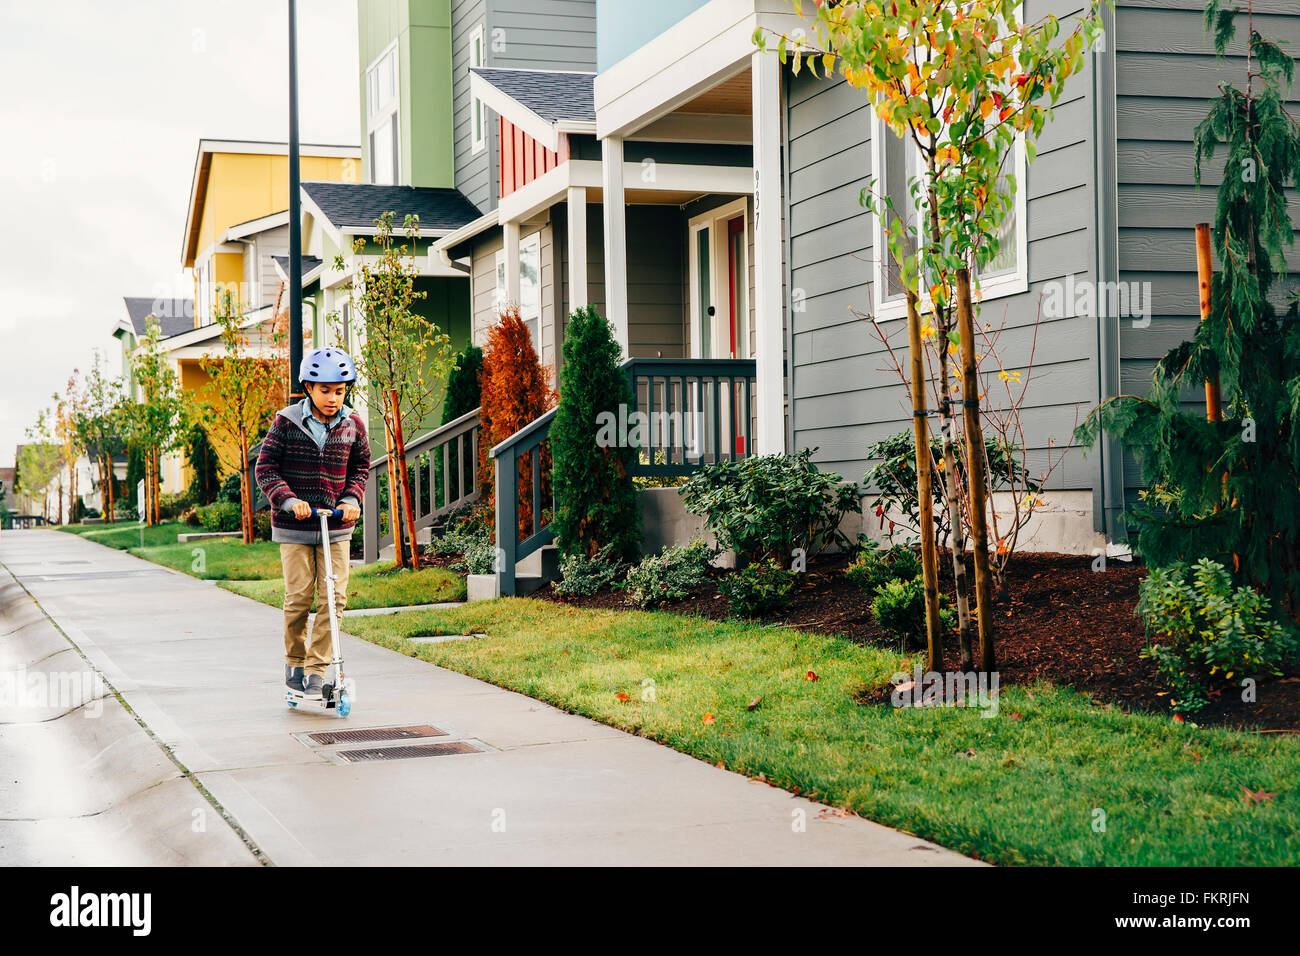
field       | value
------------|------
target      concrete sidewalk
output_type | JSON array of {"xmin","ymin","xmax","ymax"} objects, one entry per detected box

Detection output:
[{"xmin": 0, "ymin": 529, "xmax": 977, "ymax": 866}]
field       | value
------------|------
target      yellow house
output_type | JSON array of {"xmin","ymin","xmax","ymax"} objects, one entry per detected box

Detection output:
[{"xmin": 182, "ymin": 138, "xmax": 362, "ymax": 323}]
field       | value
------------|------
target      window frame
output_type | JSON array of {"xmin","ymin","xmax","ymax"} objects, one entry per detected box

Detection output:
[
  {"xmin": 365, "ymin": 40, "xmax": 400, "ymax": 185},
  {"xmin": 494, "ymin": 231, "xmax": 542, "ymax": 354},
  {"xmin": 470, "ymin": 24, "xmax": 487, "ymax": 155}
]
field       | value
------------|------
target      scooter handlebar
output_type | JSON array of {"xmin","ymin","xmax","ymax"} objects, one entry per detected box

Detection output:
[{"xmin": 293, "ymin": 508, "xmax": 345, "ymax": 519}]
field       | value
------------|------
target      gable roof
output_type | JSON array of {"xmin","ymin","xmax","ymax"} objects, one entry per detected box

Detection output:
[
  {"xmin": 121, "ymin": 297, "xmax": 195, "ymax": 338},
  {"xmin": 300, "ymin": 181, "xmax": 483, "ymax": 238},
  {"xmin": 182, "ymin": 138, "xmax": 361, "ymax": 267},
  {"xmin": 470, "ymin": 68, "xmax": 596, "ymax": 124}
]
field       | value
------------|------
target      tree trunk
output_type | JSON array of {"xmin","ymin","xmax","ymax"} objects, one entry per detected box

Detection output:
[
  {"xmin": 105, "ymin": 452, "xmax": 115, "ymax": 523},
  {"xmin": 905, "ymin": 291, "xmax": 943, "ymax": 671},
  {"xmin": 956, "ymin": 267, "xmax": 996, "ymax": 672},
  {"xmin": 388, "ymin": 389, "xmax": 420, "ymax": 571},
  {"xmin": 382, "ymin": 415, "xmax": 406, "ymax": 567}
]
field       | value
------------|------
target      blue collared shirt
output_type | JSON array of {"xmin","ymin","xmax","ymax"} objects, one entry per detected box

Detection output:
[{"xmin": 300, "ymin": 396, "xmax": 345, "ymax": 449}]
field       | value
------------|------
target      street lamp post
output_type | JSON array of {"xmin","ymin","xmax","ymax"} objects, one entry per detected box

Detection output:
[{"xmin": 288, "ymin": 0, "xmax": 303, "ymax": 400}]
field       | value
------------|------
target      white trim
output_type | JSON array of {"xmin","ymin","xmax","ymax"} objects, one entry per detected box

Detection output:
[
  {"xmin": 601, "ymin": 136, "xmax": 628, "ymax": 356},
  {"xmin": 567, "ymin": 186, "xmax": 588, "ymax": 309},
  {"xmin": 432, "ymin": 207, "xmax": 500, "ymax": 255},
  {"xmin": 469, "ymin": 24, "xmax": 487, "ymax": 155},
  {"xmin": 868, "ymin": 115, "xmax": 1030, "ymax": 322},
  {"xmin": 365, "ymin": 39, "xmax": 401, "ymax": 185},
  {"xmin": 594, "ymin": 0, "xmax": 804, "ymax": 139},
  {"xmin": 222, "ymin": 209, "xmax": 290, "ymax": 243},
  {"xmin": 503, "ymin": 220, "xmax": 521, "ymax": 307},
  {"xmin": 752, "ymin": 48, "xmax": 784, "ymax": 454},
  {"xmin": 471, "ymin": 71, "xmax": 560, "ymax": 152},
  {"xmin": 687, "ymin": 196, "xmax": 748, "ymax": 360}
]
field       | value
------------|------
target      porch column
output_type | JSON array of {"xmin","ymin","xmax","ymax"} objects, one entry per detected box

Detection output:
[
  {"xmin": 751, "ymin": 49, "xmax": 785, "ymax": 455},
  {"xmin": 503, "ymin": 218, "xmax": 521, "ymax": 312},
  {"xmin": 601, "ymin": 135, "xmax": 629, "ymax": 355},
  {"xmin": 567, "ymin": 186, "xmax": 588, "ymax": 310}
]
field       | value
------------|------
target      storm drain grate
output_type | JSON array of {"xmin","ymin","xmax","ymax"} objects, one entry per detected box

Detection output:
[
  {"xmin": 308, "ymin": 724, "xmax": 447, "ymax": 745},
  {"xmin": 336, "ymin": 741, "xmax": 484, "ymax": 763}
]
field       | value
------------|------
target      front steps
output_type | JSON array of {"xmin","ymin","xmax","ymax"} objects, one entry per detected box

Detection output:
[{"xmin": 467, "ymin": 544, "xmax": 559, "ymax": 601}]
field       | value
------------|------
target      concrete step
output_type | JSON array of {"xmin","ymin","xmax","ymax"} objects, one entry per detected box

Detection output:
[
  {"xmin": 466, "ymin": 572, "xmax": 549, "ymax": 601},
  {"xmin": 517, "ymin": 543, "xmax": 559, "ymax": 582}
]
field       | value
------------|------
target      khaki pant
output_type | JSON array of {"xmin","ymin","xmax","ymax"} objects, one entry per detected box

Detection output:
[{"xmin": 280, "ymin": 540, "xmax": 351, "ymax": 677}]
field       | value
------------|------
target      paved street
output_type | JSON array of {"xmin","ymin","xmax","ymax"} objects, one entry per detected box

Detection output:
[{"xmin": 0, "ymin": 528, "xmax": 976, "ymax": 866}]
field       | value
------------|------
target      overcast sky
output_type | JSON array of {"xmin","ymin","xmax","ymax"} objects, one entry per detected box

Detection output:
[{"xmin": 0, "ymin": 0, "xmax": 360, "ymax": 462}]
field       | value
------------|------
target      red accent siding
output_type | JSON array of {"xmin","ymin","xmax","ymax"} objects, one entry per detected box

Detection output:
[{"xmin": 497, "ymin": 116, "xmax": 562, "ymax": 199}]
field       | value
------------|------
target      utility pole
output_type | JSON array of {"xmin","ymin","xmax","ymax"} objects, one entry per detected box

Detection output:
[{"xmin": 288, "ymin": 0, "xmax": 303, "ymax": 400}]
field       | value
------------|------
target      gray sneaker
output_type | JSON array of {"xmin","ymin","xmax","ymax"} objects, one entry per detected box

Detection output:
[
  {"xmin": 285, "ymin": 665, "xmax": 305, "ymax": 692},
  {"xmin": 303, "ymin": 673, "xmax": 325, "ymax": 699}
]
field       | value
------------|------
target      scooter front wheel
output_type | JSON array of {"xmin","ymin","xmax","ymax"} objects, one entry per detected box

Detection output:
[{"xmin": 336, "ymin": 691, "xmax": 351, "ymax": 718}]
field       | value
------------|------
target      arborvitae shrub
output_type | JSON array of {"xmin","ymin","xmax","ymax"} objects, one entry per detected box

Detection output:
[{"xmin": 548, "ymin": 306, "xmax": 641, "ymax": 560}]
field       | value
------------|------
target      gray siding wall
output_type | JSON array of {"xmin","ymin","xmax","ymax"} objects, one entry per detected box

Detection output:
[
  {"xmin": 452, "ymin": 0, "xmax": 598, "ymax": 213},
  {"xmin": 452, "ymin": 0, "xmax": 490, "ymax": 211},
  {"xmin": 784, "ymin": 0, "xmax": 1101, "ymax": 491},
  {"xmin": 1114, "ymin": 0, "xmax": 1300, "ymax": 496}
]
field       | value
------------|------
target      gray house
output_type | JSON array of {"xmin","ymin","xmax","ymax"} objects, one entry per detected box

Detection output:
[{"xmin": 360, "ymin": 0, "xmax": 1300, "ymax": 584}]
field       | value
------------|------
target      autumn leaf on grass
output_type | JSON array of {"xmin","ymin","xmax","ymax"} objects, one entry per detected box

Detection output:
[
  {"xmin": 1241, "ymin": 787, "xmax": 1279, "ymax": 805},
  {"xmin": 614, "ymin": 692, "xmax": 631, "ymax": 703},
  {"xmin": 702, "ymin": 712, "xmax": 717, "ymax": 725},
  {"xmin": 805, "ymin": 670, "xmax": 820, "ymax": 682},
  {"xmin": 747, "ymin": 696, "xmax": 763, "ymax": 711}
]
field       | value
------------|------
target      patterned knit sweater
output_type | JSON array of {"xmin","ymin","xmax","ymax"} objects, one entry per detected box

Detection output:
[{"xmin": 255, "ymin": 402, "xmax": 371, "ymax": 544}]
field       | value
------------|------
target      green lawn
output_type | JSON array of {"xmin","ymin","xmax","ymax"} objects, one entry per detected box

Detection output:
[
  {"xmin": 219, "ymin": 561, "xmax": 465, "ymax": 608},
  {"xmin": 340, "ymin": 598, "xmax": 1299, "ymax": 867},
  {"xmin": 62, "ymin": 520, "xmax": 188, "ymax": 549},
  {"xmin": 129, "ymin": 539, "xmax": 284, "ymax": 580}
]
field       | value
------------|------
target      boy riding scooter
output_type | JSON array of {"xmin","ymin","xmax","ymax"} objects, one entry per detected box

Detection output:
[{"xmin": 255, "ymin": 348, "xmax": 370, "ymax": 703}]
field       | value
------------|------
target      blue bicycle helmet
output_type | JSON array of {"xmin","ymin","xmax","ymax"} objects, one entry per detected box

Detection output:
[{"xmin": 299, "ymin": 347, "xmax": 357, "ymax": 385}]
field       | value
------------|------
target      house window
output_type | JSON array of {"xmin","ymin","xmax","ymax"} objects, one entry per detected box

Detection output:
[
  {"xmin": 470, "ymin": 24, "xmax": 486, "ymax": 155},
  {"xmin": 870, "ymin": 115, "xmax": 1028, "ymax": 321},
  {"xmin": 494, "ymin": 232, "xmax": 541, "ymax": 354},
  {"xmin": 367, "ymin": 42, "xmax": 399, "ymax": 185}
]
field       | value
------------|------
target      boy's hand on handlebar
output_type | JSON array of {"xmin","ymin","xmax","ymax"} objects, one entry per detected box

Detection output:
[
  {"xmin": 339, "ymin": 502, "xmax": 361, "ymax": 522},
  {"xmin": 291, "ymin": 500, "xmax": 312, "ymax": 520}
]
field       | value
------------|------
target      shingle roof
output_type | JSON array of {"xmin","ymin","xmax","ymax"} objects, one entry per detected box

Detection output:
[
  {"xmin": 470, "ymin": 67, "xmax": 596, "ymax": 124},
  {"xmin": 122, "ymin": 298, "xmax": 194, "ymax": 338},
  {"xmin": 272, "ymin": 255, "xmax": 323, "ymax": 275},
  {"xmin": 301, "ymin": 182, "xmax": 482, "ymax": 232}
]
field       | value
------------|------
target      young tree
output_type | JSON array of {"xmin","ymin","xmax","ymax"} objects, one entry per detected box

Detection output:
[
  {"xmin": 478, "ymin": 306, "xmax": 555, "ymax": 535},
  {"xmin": 18, "ymin": 411, "xmax": 62, "ymax": 523},
  {"xmin": 760, "ymin": 0, "xmax": 1104, "ymax": 671},
  {"xmin": 200, "ymin": 310, "xmax": 285, "ymax": 543},
  {"xmin": 550, "ymin": 306, "xmax": 641, "ymax": 561},
  {"xmin": 332, "ymin": 212, "xmax": 457, "ymax": 569},
  {"xmin": 127, "ymin": 318, "xmax": 192, "ymax": 526},
  {"xmin": 183, "ymin": 422, "xmax": 222, "ymax": 505},
  {"xmin": 1076, "ymin": 0, "xmax": 1300, "ymax": 616},
  {"xmin": 69, "ymin": 356, "xmax": 127, "ymax": 522}
]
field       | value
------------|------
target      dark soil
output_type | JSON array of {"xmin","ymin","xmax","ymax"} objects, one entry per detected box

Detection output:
[{"xmin": 532, "ymin": 551, "xmax": 1299, "ymax": 732}]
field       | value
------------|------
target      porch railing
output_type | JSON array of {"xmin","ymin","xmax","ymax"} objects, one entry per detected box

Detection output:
[
  {"xmin": 492, "ymin": 356, "xmax": 756, "ymax": 596},
  {"xmin": 361, "ymin": 407, "xmax": 481, "ymax": 563}
]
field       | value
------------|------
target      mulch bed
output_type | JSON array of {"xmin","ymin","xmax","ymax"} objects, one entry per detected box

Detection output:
[{"xmin": 532, "ymin": 551, "xmax": 1299, "ymax": 732}]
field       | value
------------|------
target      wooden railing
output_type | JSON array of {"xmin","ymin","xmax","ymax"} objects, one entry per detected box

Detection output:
[
  {"xmin": 247, "ymin": 409, "xmax": 481, "ymax": 563},
  {"xmin": 491, "ymin": 357, "xmax": 757, "ymax": 596},
  {"xmin": 362, "ymin": 407, "xmax": 481, "ymax": 563}
]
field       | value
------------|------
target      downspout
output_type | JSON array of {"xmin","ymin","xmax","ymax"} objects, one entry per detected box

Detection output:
[{"xmin": 1092, "ymin": 3, "xmax": 1125, "ymax": 542}]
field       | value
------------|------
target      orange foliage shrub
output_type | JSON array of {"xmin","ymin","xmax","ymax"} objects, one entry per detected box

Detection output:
[{"xmin": 477, "ymin": 306, "xmax": 556, "ymax": 535}]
